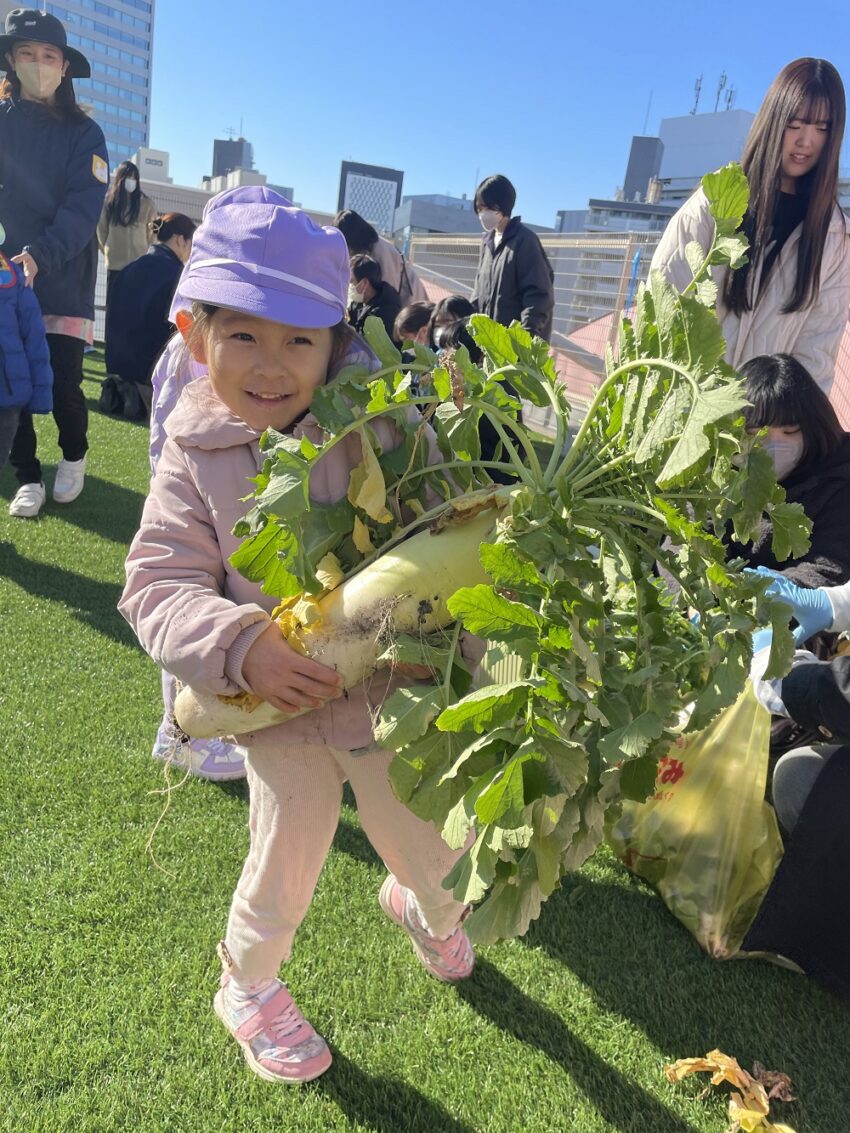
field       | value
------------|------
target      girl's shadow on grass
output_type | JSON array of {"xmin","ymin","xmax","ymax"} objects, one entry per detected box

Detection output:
[
  {"xmin": 455, "ymin": 957, "xmax": 701, "ymax": 1133},
  {"xmin": 0, "ymin": 541, "xmax": 134, "ymax": 645},
  {"xmin": 521, "ymin": 870, "xmax": 848, "ymax": 1133},
  {"xmin": 317, "ymin": 1048, "xmax": 478, "ymax": 1133}
]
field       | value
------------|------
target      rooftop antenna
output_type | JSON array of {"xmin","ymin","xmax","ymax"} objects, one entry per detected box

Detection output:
[
  {"xmin": 642, "ymin": 89, "xmax": 654, "ymax": 134},
  {"xmin": 714, "ymin": 69, "xmax": 728, "ymax": 113},
  {"xmin": 725, "ymin": 86, "xmax": 736, "ymax": 111},
  {"xmin": 690, "ymin": 74, "xmax": 703, "ymax": 116},
  {"xmin": 224, "ymin": 126, "xmax": 237, "ymax": 139}
]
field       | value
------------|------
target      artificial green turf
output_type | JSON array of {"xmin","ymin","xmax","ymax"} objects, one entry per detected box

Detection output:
[{"xmin": 1, "ymin": 351, "xmax": 848, "ymax": 1132}]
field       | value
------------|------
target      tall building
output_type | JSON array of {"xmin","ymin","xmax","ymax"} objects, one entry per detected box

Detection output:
[
  {"xmin": 622, "ymin": 136, "xmax": 665, "ymax": 203},
  {"xmin": 338, "ymin": 161, "xmax": 404, "ymax": 235},
  {"xmin": 211, "ymin": 136, "xmax": 254, "ymax": 178},
  {"xmin": 657, "ymin": 109, "xmax": 755, "ymax": 203},
  {"xmin": 0, "ymin": 0, "xmax": 155, "ymax": 167}
]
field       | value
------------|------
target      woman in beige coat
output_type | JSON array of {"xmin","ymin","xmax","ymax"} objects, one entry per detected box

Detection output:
[
  {"xmin": 652, "ymin": 58, "xmax": 850, "ymax": 394},
  {"xmin": 97, "ymin": 160, "xmax": 157, "ymax": 312}
]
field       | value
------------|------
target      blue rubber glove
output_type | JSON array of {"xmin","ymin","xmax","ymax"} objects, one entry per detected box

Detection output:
[{"xmin": 746, "ymin": 566, "xmax": 834, "ymax": 643}]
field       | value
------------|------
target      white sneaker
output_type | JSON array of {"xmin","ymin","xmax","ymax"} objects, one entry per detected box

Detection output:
[
  {"xmin": 53, "ymin": 455, "xmax": 87, "ymax": 503},
  {"xmin": 8, "ymin": 481, "xmax": 46, "ymax": 518}
]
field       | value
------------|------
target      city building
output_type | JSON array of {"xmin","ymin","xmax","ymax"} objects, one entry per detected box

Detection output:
[
  {"xmin": 393, "ymin": 193, "xmax": 481, "ymax": 242},
  {"xmin": 38, "ymin": 0, "xmax": 155, "ymax": 168},
  {"xmin": 623, "ymin": 136, "xmax": 665, "ymax": 203},
  {"xmin": 211, "ymin": 135, "xmax": 253, "ymax": 179},
  {"xmin": 656, "ymin": 109, "xmax": 755, "ymax": 203},
  {"xmin": 201, "ymin": 166, "xmax": 294, "ymax": 203},
  {"xmin": 338, "ymin": 161, "xmax": 404, "ymax": 235},
  {"xmin": 558, "ymin": 198, "xmax": 676, "ymax": 235}
]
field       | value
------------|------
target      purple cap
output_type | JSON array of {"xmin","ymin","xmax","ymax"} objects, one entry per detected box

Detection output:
[{"xmin": 172, "ymin": 186, "xmax": 349, "ymax": 329}]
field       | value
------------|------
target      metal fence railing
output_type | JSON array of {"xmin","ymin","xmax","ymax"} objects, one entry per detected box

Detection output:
[
  {"xmin": 408, "ymin": 230, "xmax": 850, "ymax": 435},
  {"xmin": 408, "ymin": 231, "xmax": 662, "ymax": 436}
]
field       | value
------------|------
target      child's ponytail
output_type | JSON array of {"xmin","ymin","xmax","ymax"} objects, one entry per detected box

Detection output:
[{"xmin": 153, "ymin": 212, "xmax": 197, "ymax": 245}]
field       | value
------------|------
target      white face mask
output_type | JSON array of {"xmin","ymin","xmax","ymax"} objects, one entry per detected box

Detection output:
[
  {"xmin": 15, "ymin": 60, "xmax": 63, "ymax": 101},
  {"xmin": 763, "ymin": 436, "xmax": 804, "ymax": 480},
  {"xmin": 348, "ymin": 284, "xmax": 362, "ymax": 306},
  {"xmin": 478, "ymin": 208, "xmax": 502, "ymax": 232},
  {"xmin": 124, "ymin": 178, "xmax": 138, "ymax": 193}
]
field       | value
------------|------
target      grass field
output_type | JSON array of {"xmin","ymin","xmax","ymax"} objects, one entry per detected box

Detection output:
[{"xmin": 1, "ymin": 350, "xmax": 848, "ymax": 1133}]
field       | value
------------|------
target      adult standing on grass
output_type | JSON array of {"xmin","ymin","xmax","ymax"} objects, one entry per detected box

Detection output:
[
  {"xmin": 97, "ymin": 161, "xmax": 157, "ymax": 323},
  {"xmin": 652, "ymin": 58, "xmax": 850, "ymax": 394},
  {"xmin": 470, "ymin": 174, "xmax": 555, "ymax": 343},
  {"xmin": 105, "ymin": 211, "xmax": 195, "ymax": 419},
  {"xmin": 0, "ymin": 9, "xmax": 108, "ymax": 518}
]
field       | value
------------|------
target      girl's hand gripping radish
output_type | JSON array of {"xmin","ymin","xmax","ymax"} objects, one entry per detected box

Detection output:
[{"xmin": 242, "ymin": 624, "xmax": 343, "ymax": 715}]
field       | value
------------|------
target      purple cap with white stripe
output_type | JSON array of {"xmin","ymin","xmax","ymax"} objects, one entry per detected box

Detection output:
[{"xmin": 175, "ymin": 186, "xmax": 349, "ymax": 329}]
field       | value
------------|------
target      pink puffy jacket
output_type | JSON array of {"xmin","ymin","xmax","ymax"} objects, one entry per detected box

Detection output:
[{"xmin": 119, "ymin": 377, "xmax": 424, "ymax": 749}]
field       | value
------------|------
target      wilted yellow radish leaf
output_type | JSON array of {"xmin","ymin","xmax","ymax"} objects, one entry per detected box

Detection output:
[
  {"xmin": 353, "ymin": 516, "xmax": 374, "ymax": 554},
  {"xmin": 664, "ymin": 1050, "xmax": 796, "ymax": 1133},
  {"xmin": 728, "ymin": 1090, "xmax": 770, "ymax": 1130},
  {"xmin": 316, "ymin": 553, "xmax": 344, "ymax": 591},
  {"xmin": 348, "ymin": 433, "xmax": 393, "ymax": 523}
]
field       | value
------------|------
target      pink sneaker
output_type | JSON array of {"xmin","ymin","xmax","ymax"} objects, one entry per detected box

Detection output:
[
  {"xmin": 213, "ymin": 973, "xmax": 332, "ymax": 1084},
  {"xmin": 379, "ymin": 874, "xmax": 474, "ymax": 982}
]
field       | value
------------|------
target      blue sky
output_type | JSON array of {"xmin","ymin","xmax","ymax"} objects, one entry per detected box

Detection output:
[{"xmin": 148, "ymin": 0, "xmax": 850, "ymax": 228}]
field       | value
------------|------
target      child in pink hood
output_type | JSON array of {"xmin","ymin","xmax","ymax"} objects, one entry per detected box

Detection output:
[
  {"xmin": 119, "ymin": 190, "xmax": 474, "ymax": 1086},
  {"xmin": 146, "ymin": 187, "xmax": 375, "ymax": 783}
]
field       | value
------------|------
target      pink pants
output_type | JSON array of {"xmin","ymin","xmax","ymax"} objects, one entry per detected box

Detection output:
[{"xmin": 221, "ymin": 737, "xmax": 468, "ymax": 983}]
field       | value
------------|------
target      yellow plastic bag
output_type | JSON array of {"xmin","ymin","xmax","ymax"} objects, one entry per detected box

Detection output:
[{"xmin": 607, "ymin": 684, "xmax": 784, "ymax": 958}]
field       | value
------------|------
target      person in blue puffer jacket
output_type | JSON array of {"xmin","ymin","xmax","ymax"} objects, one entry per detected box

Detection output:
[
  {"xmin": 0, "ymin": 9, "xmax": 108, "ymax": 517},
  {"xmin": 0, "ymin": 234, "xmax": 53, "ymax": 473}
]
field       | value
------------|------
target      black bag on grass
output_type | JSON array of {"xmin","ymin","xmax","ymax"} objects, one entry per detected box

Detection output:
[{"xmin": 98, "ymin": 376, "xmax": 147, "ymax": 422}]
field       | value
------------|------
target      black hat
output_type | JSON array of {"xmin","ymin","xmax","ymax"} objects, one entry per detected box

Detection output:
[{"xmin": 0, "ymin": 9, "xmax": 91, "ymax": 79}]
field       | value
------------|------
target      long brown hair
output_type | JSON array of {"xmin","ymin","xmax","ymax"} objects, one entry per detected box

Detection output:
[
  {"xmin": 724, "ymin": 58, "xmax": 846, "ymax": 316},
  {"xmin": 106, "ymin": 161, "xmax": 143, "ymax": 226},
  {"xmin": 0, "ymin": 64, "xmax": 89, "ymax": 124}
]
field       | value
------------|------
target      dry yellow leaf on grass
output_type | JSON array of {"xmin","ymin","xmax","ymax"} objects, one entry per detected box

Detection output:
[{"xmin": 664, "ymin": 1050, "xmax": 797, "ymax": 1133}]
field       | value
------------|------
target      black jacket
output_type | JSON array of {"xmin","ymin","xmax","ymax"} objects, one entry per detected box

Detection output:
[
  {"xmin": 348, "ymin": 281, "xmax": 402, "ymax": 344},
  {"xmin": 470, "ymin": 217, "xmax": 554, "ymax": 342},
  {"xmin": 725, "ymin": 433, "xmax": 850, "ymax": 589},
  {"xmin": 105, "ymin": 244, "xmax": 183, "ymax": 384},
  {"xmin": 0, "ymin": 98, "xmax": 108, "ymax": 320}
]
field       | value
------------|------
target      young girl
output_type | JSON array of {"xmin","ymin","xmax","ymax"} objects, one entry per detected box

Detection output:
[
  {"xmin": 652, "ymin": 58, "xmax": 850, "ymax": 393},
  {"xmin": 727, "ymin": 353, "xmax": 850, "ymax": 590},
  {"xmin": 119, "ymin": 191, "xmax": 474, "ymax": 1085},
  {"xmin": 146, "ymin": 188, "xmax": 375, "ymax": 782}
]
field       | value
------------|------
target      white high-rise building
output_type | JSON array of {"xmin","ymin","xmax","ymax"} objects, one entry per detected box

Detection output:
[{"xmin": 0, "ymin": 0, "xmax": 154, "ymax": 168}]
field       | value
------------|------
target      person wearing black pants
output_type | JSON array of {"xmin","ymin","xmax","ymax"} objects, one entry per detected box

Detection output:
[
  {"xmin": 0, "ymin": 10, "xmax": 108, "ymax": 517},
  {"xmin": 10, "ymin": 333, "xmax": 85, "ymax": 485},
  {"xmin": 746, "ymin": 573, "xmax": 850, "ymax": 999}
]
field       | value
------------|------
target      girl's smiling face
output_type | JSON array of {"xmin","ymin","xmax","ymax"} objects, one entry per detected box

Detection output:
[{"xmin": 187, "ymin": 309, "xmax": 333, "ymax": 431}]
